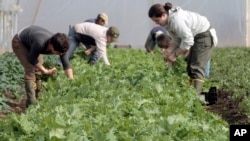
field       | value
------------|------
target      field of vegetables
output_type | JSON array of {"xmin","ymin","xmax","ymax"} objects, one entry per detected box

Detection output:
[{"xmin": 0, "ymin": 46, "xmax": 250, "ymax": 140}]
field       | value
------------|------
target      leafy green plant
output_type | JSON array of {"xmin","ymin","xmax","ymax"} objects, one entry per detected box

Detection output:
[
  {"xmin": 0, "ymin": 47, "xmax": 235, "ymax": 140},
  {"xmin": 0, "ymin": 52, "xmax": 24, "ymax": 98},
  {"xmin": 210, "ymin": 47, "xmax": 250, "ymax": 117}
]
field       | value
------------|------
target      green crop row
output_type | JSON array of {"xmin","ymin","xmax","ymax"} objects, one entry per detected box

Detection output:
[{"xmin": 0, "ymin": 47, "xmax": 248, "ymax": 140}]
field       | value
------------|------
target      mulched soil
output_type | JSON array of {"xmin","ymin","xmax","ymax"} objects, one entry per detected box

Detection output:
[
  {"xmin": 205, "ymin": 90, "xmax": 250, "ymax": 125},
  {"xmin": 0, "ymin": 90, "xmax": 27, "ymax": 118},
  {"xmin": 1, "ymin": 89, "xmax": 250, "ymax": 125}
]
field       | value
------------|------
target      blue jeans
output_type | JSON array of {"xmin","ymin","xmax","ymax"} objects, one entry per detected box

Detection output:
[
  {"xmin": 57, "ymin": 27, "xmax": 79, "ymax": 66},
  {"xmin": 205, "ymin": 59, "xmax": 210, "ymax": 78},
  {"xmin": 57, "ymin": 27, "xmax": 99, "ymax": 66},
  {"xmin": 66, "ymin": 27, "xmax": 80, "ymax": 60}
]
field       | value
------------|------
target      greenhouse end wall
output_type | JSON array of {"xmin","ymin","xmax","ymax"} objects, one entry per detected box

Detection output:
[{"xmin": 1, "ymin": 0, "xmax": 250, "ymax": 52}]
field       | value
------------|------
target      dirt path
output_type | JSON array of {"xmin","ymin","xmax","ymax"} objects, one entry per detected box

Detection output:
[
  {"xmin": 205, "ymin": 90, "xmax": 250, "ymax": 125},
  {"xmin": 0, "ymin": 91, "xmax": 27, "ymax": 117}
]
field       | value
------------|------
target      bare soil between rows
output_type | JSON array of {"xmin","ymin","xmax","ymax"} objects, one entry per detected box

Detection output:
[{"xmin": 1, "ymin": 89, "xmax": 250, "ymax": 125}]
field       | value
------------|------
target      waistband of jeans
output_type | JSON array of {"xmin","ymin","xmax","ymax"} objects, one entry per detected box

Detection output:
[{"xmin": 195, "ymin": 26, "xmax": 212, "ymax": 37}]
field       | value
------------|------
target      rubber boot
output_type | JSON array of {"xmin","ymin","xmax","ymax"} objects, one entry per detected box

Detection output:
[
  {"xmin": 35, "ymin": 73, "xmax": 43, "ymax": 98},
  {"xmin": 193, "ymin": 79, "xmax": 205, "ymax": 101},
  {"xmin": 35, "ymin": 79, "xmax": 42, "ymax": 98},
  {"xmin": 193, "ymin": 79, "xmax": 204, "ymax": 94},
  {"xmin": 25, "ymin": 80, "xmax": 38, "ymax": 107}
]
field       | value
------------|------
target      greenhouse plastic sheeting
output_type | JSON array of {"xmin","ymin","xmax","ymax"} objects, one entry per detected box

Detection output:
[{"xmin": 1, "ymin": 0, "xmax": 250, "ymax": 52}]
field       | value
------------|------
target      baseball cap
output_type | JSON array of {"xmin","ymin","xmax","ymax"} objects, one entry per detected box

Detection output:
[
  {"xmin": 98, "ymin": 13, "xmax": 108, "ymax": 25},
  {"xmin": 154, "ymin": 30, "xmax": 164, "ymax": 39},
  {"xmin": 107, "ymin": 26, "xmax": 120, "ymax": 42}
]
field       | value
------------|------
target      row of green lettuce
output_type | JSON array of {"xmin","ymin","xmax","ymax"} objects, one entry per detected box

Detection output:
[
  {"xmin": 209, "ymin": 47, "xmax": 250, "ymax": 113},
  {"xmin": 0, "ymin": 47, "xmax": 248, "ymax": 140}
]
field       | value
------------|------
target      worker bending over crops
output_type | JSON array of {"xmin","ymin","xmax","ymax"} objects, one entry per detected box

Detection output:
[
  {"xmin": 144, "ymin": 25, "xmax": 168, "ymax": 53},
  {"xmin": 65, "ymin": 22, "xmax": 120, "ymax": 65},
  {"xmin": 12, "ymin": 25, "xmax": 73, "ymax": 107},
  {"xmin": 84, "ymin": 13, "xmax": 109, "ymax": 58},
  {"xmin": 148, "ymin": 2, "xmax": 217, "ymax": 97},
  {"xmin": 58, "ymin": 13, "xmax": 109, "ymax": 66}
]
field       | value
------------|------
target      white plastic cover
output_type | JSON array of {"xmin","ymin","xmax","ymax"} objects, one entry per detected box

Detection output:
[{"xmin": 1, "ymin": 0, "xmax": 250, "ymax": 51}]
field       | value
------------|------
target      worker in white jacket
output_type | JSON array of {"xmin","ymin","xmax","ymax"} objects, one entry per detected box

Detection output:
[
  {"xmin": 148, "ymin": 2, "xmax": 218, "ymax": 97},
  {"xmin": 66, "ymin": 22, "xmax": 119, "ymax": 65}
]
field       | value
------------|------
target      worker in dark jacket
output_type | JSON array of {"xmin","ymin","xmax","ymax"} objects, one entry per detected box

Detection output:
[{"xmin": 12, "ymin": 25, "xmax": 73, "ymax": 107}]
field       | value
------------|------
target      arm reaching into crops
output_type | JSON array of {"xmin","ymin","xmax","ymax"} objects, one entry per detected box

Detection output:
[
  {"xmin": 35, "ymin": 63, "xmax": 57, "ymax": 75},
  {"xmin": 64, "ymin": 68, "xmax": 73, "ymax": 79},
  {"xmin": 85, "ymin": 46, "xmax": 97, "ymax": 55}
]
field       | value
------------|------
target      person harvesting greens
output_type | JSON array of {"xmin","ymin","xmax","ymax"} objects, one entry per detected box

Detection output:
[
  {"xmin": 148, "ymin": 2, "xmax": 217, "ymax": 97},
  {"xmin": 12, "ymin": 25, "xmax": 73, "ymax": 107}
]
